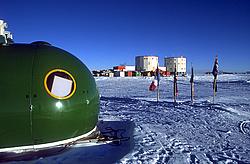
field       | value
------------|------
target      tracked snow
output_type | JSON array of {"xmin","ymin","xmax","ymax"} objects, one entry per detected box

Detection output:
[
  {"xmin": 4, "ymin": 74, "xmax": 250, "ymax": 163},
  {"xmin": 97, "ymin": 74, "xmax": 250, "ymax": 163}
]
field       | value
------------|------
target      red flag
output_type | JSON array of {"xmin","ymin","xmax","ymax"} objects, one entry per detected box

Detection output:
[
  {"xmin": 149, "ymin": 66, "xmax": 160, "ymax": 91},
  {"xmin": 149, "ymin": 79, "xmax": 158, "ymax": 91}
]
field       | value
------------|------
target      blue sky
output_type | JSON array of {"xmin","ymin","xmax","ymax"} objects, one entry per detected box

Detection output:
[{"xmin": 2, "ymin": 0, "xmax": 250, "ymax": 72}]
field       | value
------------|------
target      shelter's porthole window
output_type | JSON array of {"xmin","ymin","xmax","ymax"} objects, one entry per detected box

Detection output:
[{"xmin": 44, "ymin": 69, "xmax": 76, "ymax": 99}]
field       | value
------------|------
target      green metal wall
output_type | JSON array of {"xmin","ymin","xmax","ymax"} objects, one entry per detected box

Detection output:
[{"xmin": 0, "ymin": 44, "xmax": 99, "ymax": 149}]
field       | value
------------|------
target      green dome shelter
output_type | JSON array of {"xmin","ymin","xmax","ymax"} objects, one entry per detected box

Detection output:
[{"xmin": 0, "ymin": 20, "xmax": 99, "ymax": 152}]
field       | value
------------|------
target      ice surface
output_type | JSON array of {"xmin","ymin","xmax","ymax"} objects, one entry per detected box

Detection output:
[{"xmin": 3, "ymin": 74, "xmax": 250, "ymax": 163}]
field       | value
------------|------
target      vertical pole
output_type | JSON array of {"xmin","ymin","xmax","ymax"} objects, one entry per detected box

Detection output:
[
  {"xmin": 190, "ymin": 66, "xmax": 194, "ymax": 103},
  {"xmin": 157, "ymin": 82, "xmax": 160, "ymax": 102},
  {"xmin": 213, "ymin": 77, "xmax": 217, "ymax": 103},
  {"xmin": 174, "ymin": 80, "xmax": 176, "ymax": 103},
  {"xmin": 173, "ymin": 64, "xmax": 177, "ymax": 103},
  {"xmin": 191, "ymin": 82, "xmax": 194, "ymax": 103},
  {"xmin": 212, "ymin": 55, "xmax": 218, "ymax": 104},
  {"xmin": 156, "ymin": 64, "xmax": 160, "ymax": 102}
]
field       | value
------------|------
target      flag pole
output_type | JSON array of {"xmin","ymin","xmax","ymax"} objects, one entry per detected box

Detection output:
[
  {"xmin": 191, "ymin": 82, "xmax": 194, "ymax": 103},
  {"xmin": 212, "ymin": 55, "xmax": 218, "ymax": 103},
  {"xmin": 156, "ymin": 64, "xmax": 160, "ymax": 102},
  {"xmin": 173, "ymin": 64, "xmax": 177, "ymax": 103},
  {"xmin": 157, "ymin": 82, "xmax": 159, "ymax": 102},
  {"xmin": 174, "ymin": 81, "xmax": 176, "ymax": 103},
  {"xmin": 213, "ymin": 77, "xmax": 217, "ymax": 103},
  {"xmin": 190, "ymin": 65, "xmax": 194, "ymax": 103}
]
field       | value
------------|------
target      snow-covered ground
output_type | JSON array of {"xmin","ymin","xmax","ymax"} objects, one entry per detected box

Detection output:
[
  {"xmin": 97, "ymin": 74, "xmax": 250, "ymax": 163},
  {"xmin": 4, "ymin": 74, "xmax": 250, "ymax": 163}
]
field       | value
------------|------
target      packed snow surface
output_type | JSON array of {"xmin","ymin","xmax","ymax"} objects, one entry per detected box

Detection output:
[
  {"xmin": 97, "ymin": 74, "xmax": 250, "ymax": 163},
  {"xmin": 4, "ymin": 74, "xmax": 250, "ymax": 163}
]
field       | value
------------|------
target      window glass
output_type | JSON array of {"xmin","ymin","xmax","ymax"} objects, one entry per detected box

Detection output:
[{"xmin": 44, "ymin": 69, "xmax": 76, "ymax": 99}]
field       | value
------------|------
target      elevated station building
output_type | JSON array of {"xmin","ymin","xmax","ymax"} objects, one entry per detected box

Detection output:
[
  {"xmin": 135, "ymin": 56, "xmax": 158, "ymax": 72},
  {"xmin": 164, "ymin": 56, "xmax": 186, "ymax": 76}
]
